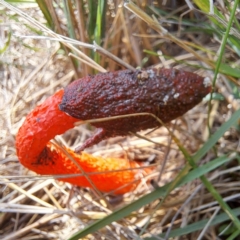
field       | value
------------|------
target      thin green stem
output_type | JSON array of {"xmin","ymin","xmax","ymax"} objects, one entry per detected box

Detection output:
[{"xmin": 208, "ymin": 0, "xmax": 239, "ymax": 127}]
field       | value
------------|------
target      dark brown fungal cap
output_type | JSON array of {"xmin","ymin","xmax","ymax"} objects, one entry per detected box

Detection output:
[{"xmin": 59, "ymin": 68, "xmax": 211, "ymax": 151}]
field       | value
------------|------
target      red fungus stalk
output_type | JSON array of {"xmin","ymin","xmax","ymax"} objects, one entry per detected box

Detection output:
[{"xmin": 16, "ymin": 89, "xmax": 145, "ymax": 194}]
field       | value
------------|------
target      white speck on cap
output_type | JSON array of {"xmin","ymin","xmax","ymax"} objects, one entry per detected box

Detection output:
[
  {"xmin": 203, "ymin": 77, "xmax": 211, "ymax": 88},
  {"xmin": 163, "ymin": 95, "xmax": 169, "ymax": 104},
  {"xmin": 174, "ymin": 93, "xmax": 180, "ymax": 99},
  {"xmin": 147, "ymin": 69, "xmax": 155, "ymax": 78}
]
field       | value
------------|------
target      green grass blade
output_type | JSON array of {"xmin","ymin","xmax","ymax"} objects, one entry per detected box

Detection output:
[
  {"xmin": 227, "ymin": 229, "xmax": 240, "ymax": 240},
  {"xmin": 193, "ymin": 108, "xmax": 240, "ymax": 162},
  {"xmin": 62, "ymin": 0, "xmax": 76, "ymax": 40},
  {"xmin": 199, "ymin": 176, "xmax": 240, "ymax": 230},
  {"xmin": 193, "ymin": 0, "xmax": 225, "ymax": 26},
  {"xmin": 94, "ymin": 0, "xmax": 106, "ymax": 44},
  {"xmin": 93, "ymin": 0, "xmax": 106, "ymax": 64},
  {"xmin": 0, "ymin": 31, "xmax": 11, "ymax": 54},
  {"xmin": 5, "ymin": 0, "xmax": 35, "ymax": 2},
  {"xmin": 219, "ymin": 63, "xmax": 240, "ymax": 78},
  {"xmin": 35, "ymin": 0, "xmax": 53, "ymax": 28},
  {"xmin": 87, "ymin": 0, "xmax": 97, "ymax": 40}
]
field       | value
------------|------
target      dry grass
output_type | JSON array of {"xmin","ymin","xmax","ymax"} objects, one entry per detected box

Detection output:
[{"xmin": 0, "ymin": 1, "xmax": 240, "ymax": 239}]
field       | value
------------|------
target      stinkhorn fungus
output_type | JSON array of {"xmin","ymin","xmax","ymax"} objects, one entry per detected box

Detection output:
[{"xmin": 16, "ymin": 67, "xmax": 211, "ymax": 194}]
